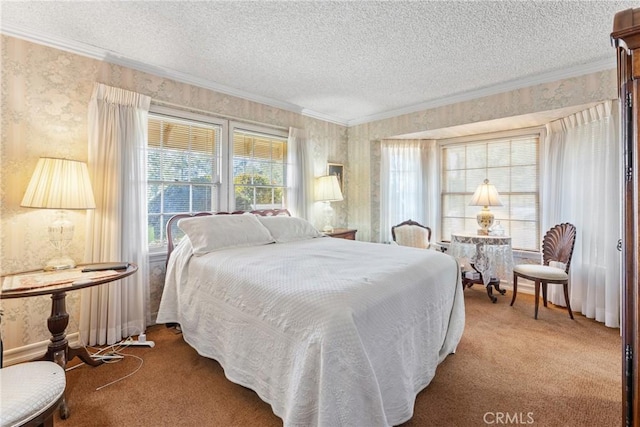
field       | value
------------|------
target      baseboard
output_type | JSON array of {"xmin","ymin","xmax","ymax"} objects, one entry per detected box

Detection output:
[
  {"xmin": 500, "ymin": 280, "xmax": 535, "ymax": 295},
  {"xmin": 2, "ymin": 332, "xmax": 80, "ymax": 367}
]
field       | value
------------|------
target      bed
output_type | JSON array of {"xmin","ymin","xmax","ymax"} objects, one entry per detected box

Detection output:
[{"xmin": 156, "ymin": 210, "xmax": 465, "ymax": 427}]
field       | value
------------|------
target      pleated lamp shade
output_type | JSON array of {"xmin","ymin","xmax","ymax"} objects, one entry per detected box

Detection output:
[
  {"xmin": 21, "ymin": 157, "xmax": 96, "ymax": 210},
  {"xmin": 314, "ymin": 175, "xmax": 343, "ymax": 202},
  {"xmin": 469, "ymin": 179, "xmax": 503, "ymax": 208}
]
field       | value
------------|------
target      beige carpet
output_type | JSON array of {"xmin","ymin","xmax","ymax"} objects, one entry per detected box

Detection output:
[{"xmin": 56, "ymin": 287, "xmax": 620, "ymax": 426}]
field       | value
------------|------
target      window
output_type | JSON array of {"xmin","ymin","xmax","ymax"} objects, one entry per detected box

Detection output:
[
  {"xmin": 440, "ymin": 132, "xmax": 540, "ymax": 251},
  {"xmin": 380, "ymin": 141, "xmax": 432, "ymax": 243},
  {"xmin": 146, "ymin": 112, "xmax": 288, "ymax": 250},
  {"xmin": 232, "ymin": 127, "xmax": 287, "ymax": 211},
  {"xmin": 147, "ymin": 115, "xmax": 222, "ymax": 250}
]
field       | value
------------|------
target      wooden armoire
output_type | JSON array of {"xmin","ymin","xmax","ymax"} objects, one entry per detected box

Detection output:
[{"xmin": 612, "ymin": 8, "xmax": 640, "ymax": 427}]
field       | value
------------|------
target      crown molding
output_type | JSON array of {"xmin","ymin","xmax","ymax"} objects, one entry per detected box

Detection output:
[
  {"xmin": 2, "ymin": 23, "xmax": 109, "ymax": 60},
  {"xmin": 300, "ymin": 108, "xmax": 348, "ymax": 126},
  {"xmin": 347, "ymin": 57, "xmax": 617, "ymax": 126},
  {"xmin": 0, "ymin": 23, "xmax": 338, "ymax": 122}
]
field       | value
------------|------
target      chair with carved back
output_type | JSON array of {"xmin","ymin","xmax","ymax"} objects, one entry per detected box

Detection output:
[
  {"xmin": 391, "ymin": 219, "xmax": 432, "ymax": 249},
  {"xmin": 510, "ymin": 223, "xmax": 577, "ymax": 319}
]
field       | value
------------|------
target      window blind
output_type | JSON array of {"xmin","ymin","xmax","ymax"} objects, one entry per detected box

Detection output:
[
  {"xmin": 441, "ymin": 134, "xmax": 540, "ymax": 251},
  {"xmin": 147, "ymin": 115, "xmax": 222, "ymax": 249},
  {"xmin": 232, "ymin": 129, "xmax": 287, "ymax": 210}
]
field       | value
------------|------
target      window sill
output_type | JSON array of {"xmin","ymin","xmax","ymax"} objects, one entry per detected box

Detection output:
[{"xmin": 149, "ymin": 251, "xmax": 167, "ymax": 264}]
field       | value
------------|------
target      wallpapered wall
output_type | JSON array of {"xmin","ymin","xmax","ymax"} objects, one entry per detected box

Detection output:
[
  {"xmin": 0, "ymin": 35, "xmax": 347, "ymax": 350},
  {"xmin": 0, "ymin": 34, "xmax": 619, "ymax": 351}
]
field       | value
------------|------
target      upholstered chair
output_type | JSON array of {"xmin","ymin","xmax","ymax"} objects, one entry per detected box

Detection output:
[
  {"xmin": 391, "ymin": 220, "xmax": 432, "ymax": 249},
  {"xmin": 510, "ymin": 223, "xmax": 577, "ymax": 319},
  {"xmin": 0, "ymin": 360, "xmax": 66, "ymax": 427},
  {"xmin": 1, "ymin": 326, "xmax": 66, "ymax": 427}
]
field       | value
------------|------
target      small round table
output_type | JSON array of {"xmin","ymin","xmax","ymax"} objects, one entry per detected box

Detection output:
[
  {"xmin": 449, "ymin": 233, "xmax": 514, "ymax": 302},
  {"xmin": 1, "ymin": 262, "xmax": 137, "ymax": 419}
]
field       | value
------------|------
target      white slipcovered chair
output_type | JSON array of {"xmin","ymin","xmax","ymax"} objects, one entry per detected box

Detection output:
[
  {"xmin": 391, "ymin": 219, "xmax": 432, "ymax": 249},
  {"xmin": 0, "ymin": 361, "xmax": 66, "ymax": 427}
]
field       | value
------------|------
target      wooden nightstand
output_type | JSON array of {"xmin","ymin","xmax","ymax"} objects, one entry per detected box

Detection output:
[{"xmin": 325, "ymin": 228, "xmax": 357, "ymax": 240}]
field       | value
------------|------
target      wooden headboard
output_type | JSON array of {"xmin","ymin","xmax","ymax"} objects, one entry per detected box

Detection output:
[{"xmin": 165, "ymin": 209, "xmax": 291, "ymax": 265}]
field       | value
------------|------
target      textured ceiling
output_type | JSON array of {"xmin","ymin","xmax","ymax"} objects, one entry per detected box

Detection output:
[{"xmin": 1, "ymin": 1, "xmax": 636, "ymax": 125}]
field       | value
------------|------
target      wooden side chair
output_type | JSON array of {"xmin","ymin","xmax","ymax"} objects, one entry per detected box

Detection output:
[
  {"xmin": 391, "ymin": 219, "xmax": 432, "ymax": 249},
  {"xmin": 510, "ymin": 223, "xmax": 577, "ymax": 319}
]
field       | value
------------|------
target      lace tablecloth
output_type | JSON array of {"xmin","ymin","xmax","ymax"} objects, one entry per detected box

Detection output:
[{"xmin": 449, "ymin": 232, "xmax": 514, "ymax": 286}]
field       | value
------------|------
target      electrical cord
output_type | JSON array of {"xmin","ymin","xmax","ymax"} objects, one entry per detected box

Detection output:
[
  {"xmin": 95, "ymin": 353, "xmax": 144, "ymax": 391},
  {"xmin": 89, "ymin": 344, "xmax": 126, "ymax": 363},
  {"xmin": 62, "ymin": 312, "xmax": 149, "ymax": 389},
  {"xmin": 90, "ymin": 338, "xmax": 146, "ymax": 390},
  {"xmin": 63, "ymin": 331, "xmax": 148, "ymax": 391}
]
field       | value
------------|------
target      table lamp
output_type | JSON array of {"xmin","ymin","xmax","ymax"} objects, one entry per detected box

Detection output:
[
  {"xmin": 21, "ymin": 157, "xmax": 96, "ymax": 269},
  {"xmin": 469, "ymin": 179, "xmax": 502, "ymax": 236},
  {"xmin": 315, "ymin": 175, "xmax": 343, "ymax": 232}
]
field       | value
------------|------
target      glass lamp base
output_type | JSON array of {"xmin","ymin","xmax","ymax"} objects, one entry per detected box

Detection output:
[
  {"xmin": 44, "ymin": 254, "xmax": 76, "ymax": 270},
  {"xmin": 321, "ymin": 201, "xmax": 335, "ymax": 233},
  {"xmin": 45, "ymin": 210, "xmax": 76, "ymax": 270}
]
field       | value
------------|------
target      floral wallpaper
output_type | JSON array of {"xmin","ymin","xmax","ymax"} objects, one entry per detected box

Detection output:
[{"xmin": 0, "ymin": 33, "xmax": 619, "ymax": 354}]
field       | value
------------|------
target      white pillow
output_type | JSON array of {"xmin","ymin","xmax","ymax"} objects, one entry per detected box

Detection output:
[
  {"xmin": 256, "ymin": 216, "xmax": 322, "ymax": 243},
  {"xmin": 178, "ymin": 214, "xmax": 275, "ymax": 255}
]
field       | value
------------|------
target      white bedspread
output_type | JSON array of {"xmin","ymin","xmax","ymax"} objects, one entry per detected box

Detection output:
[{"xmin": 157, "ymin": 237, "xmax": 465, "ymax": 427}]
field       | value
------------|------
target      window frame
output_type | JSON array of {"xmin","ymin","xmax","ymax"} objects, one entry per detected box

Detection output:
[
  {"xmin": 146, "ymin": 107, "xmax": 290, "ymax": 253},
  {"xmin": 438, "ymin": 127, "xmax": 543, "ymax": 252},
  {"xmin": 146, "ymin": 108, "xmax": 228, "ymax": 253},
  {"xmin": 228, "ymin": 121, "xmax": 289, "ymax": 211}
]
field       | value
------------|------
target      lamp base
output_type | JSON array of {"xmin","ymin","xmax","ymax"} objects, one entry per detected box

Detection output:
[
  {"xmin": 476, "ymin": 207, "xmax": 494, "ymax": 236},
  {"xmin": 45, "ymin": 210, "xmax": 76, "ymax": 270},
  {"xmin": 44, "ymin": 255, "xmax": 76, "ymax": 271},
  {"xmin": 321, "ymin": 201, "xmax": 335, "ymax": 234}
]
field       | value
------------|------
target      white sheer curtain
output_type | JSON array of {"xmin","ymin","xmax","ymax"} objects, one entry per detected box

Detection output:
[
  {"xmin": 80, "ymin": 83, "xmax": 151, "ymax": 345},
  {"xmin": 380, "ymin": 140, "xmax": 437, "ymax": 243},
  {"xmin": 542, "ymin": 100, "xmax": 621, "ymax": 327},
  {"xmin": 286, "ymin": 127, "xmax": 314, "ymax": 221}
]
